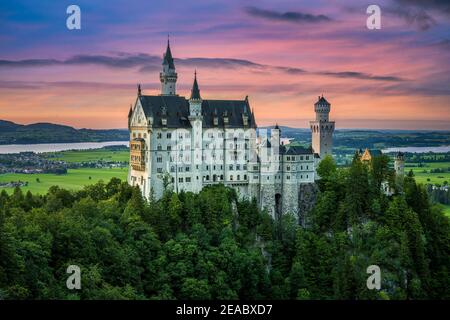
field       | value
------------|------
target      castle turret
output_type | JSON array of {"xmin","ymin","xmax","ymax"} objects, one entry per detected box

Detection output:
[
  {"xmin": 189, "ymin": 71, "xmax": 202, "ymax": 117},
  {"xmin": 127, "ymin": 104, "xmax": 133, "ymax": 129},
  {"xmin": 394, "ymin": 152, "xmax": 405, "ymax": 177},
  {"xmin": 160, "ymin": 38, "xmax": 177, "ymax": 95},
  {"xmin": 310, "ymin": 95, "xmax": 335, "ymax": 159},
  {"xmin": 271, "ymin": 124, "xmax": 281, "ymax": 150},
  {"xmin": 188, "ymin": 71, "xmax": 203, "ymax": 193}
]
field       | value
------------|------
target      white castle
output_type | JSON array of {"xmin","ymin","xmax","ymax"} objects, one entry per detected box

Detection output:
[{"xmin": 127, "ymin": 41, "xmax": 335, "ymax": 219}]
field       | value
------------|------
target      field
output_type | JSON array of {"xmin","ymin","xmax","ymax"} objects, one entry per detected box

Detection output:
[
  {"xmin": 443, "ymin": 205, "xmax": 450, "ymax": 218},
  {"xmin": 0, "ymin": 168, "xmax": 128, "ymax": 194},
  {"xmin": 45, "ymin": 149, "xmax": 129, "ymax": 163},
  {"xmin": 405, "ymin": 162, "xmax": 450, "ymax": 185}
]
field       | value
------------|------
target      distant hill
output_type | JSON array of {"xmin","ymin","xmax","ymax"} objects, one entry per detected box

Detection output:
[
  {"xmin": 0, "ymin": 120, "xmax": 129, "ymax": 145},
  {"xmin": 1, "ymin": 120, "xmax": 449, "ymax": 148},
  {"xmin": 260, "ymin": 125, "xmax": 450, "ymax": 150}
]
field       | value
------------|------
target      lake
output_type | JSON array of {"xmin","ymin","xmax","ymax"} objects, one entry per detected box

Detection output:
[
  {"xmin": 382, "ymin": 146, "xmax": 450, "ymax": 154},
  {"xmin": 1, "ymin": 141, "xmax": 449, "ymax": 155},
  {"xmin": 0, "ymin": 141, "xmax": 129, "ymax": 154}
]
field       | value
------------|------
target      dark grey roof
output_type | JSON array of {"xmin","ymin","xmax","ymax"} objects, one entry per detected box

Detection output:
[
  {"xmin": 163, "ymin": 41, "xmax": 175, "ymax": 69},
  {"xmin": 138, "ymin": 95, "xmax": 257, "ymax": 129},
  {"xmin": 190, "ymin": 73, "xmax": 201, "ymax": 100},
  {"xmin": 315, "ymin": 95, "xmax": 330, "ymax": 105},
  {"xmin": 281, "ymin": 145, "xmax": 313, "ymax": 155}
]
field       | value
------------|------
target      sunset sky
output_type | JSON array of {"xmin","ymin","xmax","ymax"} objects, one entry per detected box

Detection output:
[{"xmin": 0, "ymin": 0, "xmax": 449, "ymax": 129}]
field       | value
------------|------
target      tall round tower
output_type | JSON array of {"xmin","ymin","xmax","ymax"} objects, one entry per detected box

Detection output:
[
  {"xmin": 310, "ymin": 95, "xmax": 335, "ymax": 159},
  {"xmin": 394, "ymin": 152, "xmax": 405, "ymax": 177},
  {"xmin": 160, "ymin": 38, "xmax": 178, "ymax": 95}
]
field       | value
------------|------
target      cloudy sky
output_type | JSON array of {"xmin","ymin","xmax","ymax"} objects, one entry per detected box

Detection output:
[{"xmin": 0, "ymin": 0, "xmax": 449, "ymax": 129}]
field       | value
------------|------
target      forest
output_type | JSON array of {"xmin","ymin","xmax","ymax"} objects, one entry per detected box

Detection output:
[{"xmin": 0, "ymin": 154, "xmax": 449, "ymax": 300}]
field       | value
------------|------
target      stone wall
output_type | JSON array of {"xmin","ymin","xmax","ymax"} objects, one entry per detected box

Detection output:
[{"xmin": 297, "ymin": 183, "xmax": 319, "ymax": 227}]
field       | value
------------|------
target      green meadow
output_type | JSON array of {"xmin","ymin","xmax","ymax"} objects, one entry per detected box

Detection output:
[
  {"xmin": 442, "ymin": 205, "xmax": 450, "ymax": 218},
  {"xmin": 405, "ymin": 162, "xmax": 450, "ymax": 185},
  {"xmin": 45, "ymin": 149, "xmax": 129, "ymax": 163},
  {"xmin": 0, "ymin": 168, "xmax": 128, "ymax": 194}
]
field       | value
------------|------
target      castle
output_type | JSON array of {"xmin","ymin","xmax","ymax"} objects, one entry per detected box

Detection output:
[{"xmin": 127, "ymin": 41, "xmax": 335, "ymax": 219}]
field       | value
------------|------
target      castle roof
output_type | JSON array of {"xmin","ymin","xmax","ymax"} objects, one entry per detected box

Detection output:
[
  {"xmin": 315, "ymin": 95, "xmax": 330, "ymax": 105},
  {"xmin": 190, "ymin": 72, "xmax": 201, "ymax": 100},
  {"xmin": 162, "ymin": 40, "xmax": 175, "ymax": 69},
  {"xmin": 280, "ymin": 145, "xmax": 314, "ymax": 155},
  {"xmin": 360, "ymin": 148, "xmax": 382, "ymax": 161},
  {"xmin": 138, "ymin": 95, "xmax": 257, "ymax": 129}
]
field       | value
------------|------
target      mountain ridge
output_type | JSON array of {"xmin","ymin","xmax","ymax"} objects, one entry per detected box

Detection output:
[{"xmin": 0, "ymin": 120, "xmax": 128, "ymax": 145}]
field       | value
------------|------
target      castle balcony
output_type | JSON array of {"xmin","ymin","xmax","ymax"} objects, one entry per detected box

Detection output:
[{"xmin": 130, "ymin": 138, "xmax": 146, "ymax": 171}]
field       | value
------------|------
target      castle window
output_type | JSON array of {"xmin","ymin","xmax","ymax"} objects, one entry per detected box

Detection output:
[
  {"xmin": 171, "ymin": 177, "xmax": 175, "ymax": 183},
  {"xmin": 300, "ymin": 156, "xmax": 304, "ymax": 160},
  {"xmin": 167, "ymin": 145, "xmax": 171, "ymax": 151},
  {"xmin": 206, "ymin": 175, "xmax": 210, "ymax": 181},
  {"xmin": 220, "ymin": 174, "xmax": 224, "ymax": 180},
  {"xmin": 157, "ymin": 132, "xmax": 162, "ymax": 139},
  {"xmin": 306, "ymin": 156, "xmax": 309, "ymax": 160},
  {"xmin": 287, "ymin": 176, "xmax": 290, "ymax": 180},
  {"xmin": 178, "ymin": 167, "xmax": 183, "ymax": 172},
  {"xmin": 179, "ymin": 178, "xmax": 183, "ymax": 183},
  {"xmin": 306, "ymin": 166, "xmax": 309, "ymax": 170},
  {"xmin": 236, "ymin": 164, "xmax": 240, "ymax": 170},
  {"xmin": 133, "ymin": 133, "xmax": 136, "ymax": 138},
  {"xmin": 230, "ymin": 175, "xmax": 233, "ymax": 181},
  {"xmin": 186, "ymin": 177, "xmax": 191, "ymax": 183},
  {"xmin": 243, "ymin": 165, "xmax": 247, "ymax": 170},
  {"xmin": 229, "ymin": 165, "xmax": 233, "ymax": 170},
  {"xmin": 170, "ymin": 166, "xmax": 175, "ymax": 173},
  {"xmin": 157, "ymin": 144, "xmax": 162, "ymax": 151},
  {"xmin": 287, "ymin": 156, "xmax": 290, "ymax": 161},
  {"xmin": 157, "ymin": 168, "xmax": 162, "ymax": 173},
  {"xmin": 306, "ymin": 175, "xmax": 309, "ymax": 179},
  {"xmin": 287, "ymin": 166, "xmax": 290, "ymax": 171},
  {"xmin": 167, "ymin": 132, "xmax": 172, "ymax": 139},
  {"xmin": 301, "ymin": 166, "xmax": 303, "ymax": 170},
  {"xmin": 157, "ymin": 156, "xmax": 162, "ymax": 163},
  {"xmin": 244, "ymin": 175, "xmax": 247, "ymax": 180},
  {"xmin": 186, "ymin": 166, "xmax": 190, "ymax": 172},
  {"xmin": 301, "ymin": 175, "xmax": 303, "ymax": 179},
  {"xmin": 237, "ymin": 175, "xmax": 240, "ymax": 180}
]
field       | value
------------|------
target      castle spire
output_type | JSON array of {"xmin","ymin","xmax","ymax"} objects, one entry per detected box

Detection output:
[
  {"xmin": 160, "ymin": 38, "xmax": 177, "ymax": 95},
  {"xmin": 128, "ymin": 104, "xmax": 133, "ymax": 118},
  {"xmin": 162, "ymin": 36, "xmax": 175, "ymax": 69},
  {"xmin": 190, "ymin": 70, "xmax": 201, "ymax": 100},
  {"xmin": 137, "ymin": 84, "xmax": 142, "ymax": 96}
]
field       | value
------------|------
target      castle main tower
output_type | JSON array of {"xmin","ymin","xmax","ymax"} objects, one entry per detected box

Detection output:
[
  {"xmin": 160, "ymin": 39, "xmax": 177, "ymax": 95},
  {"xmin": 310, "ymin": 95, "xmax": 335, "ymax": 159}
]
